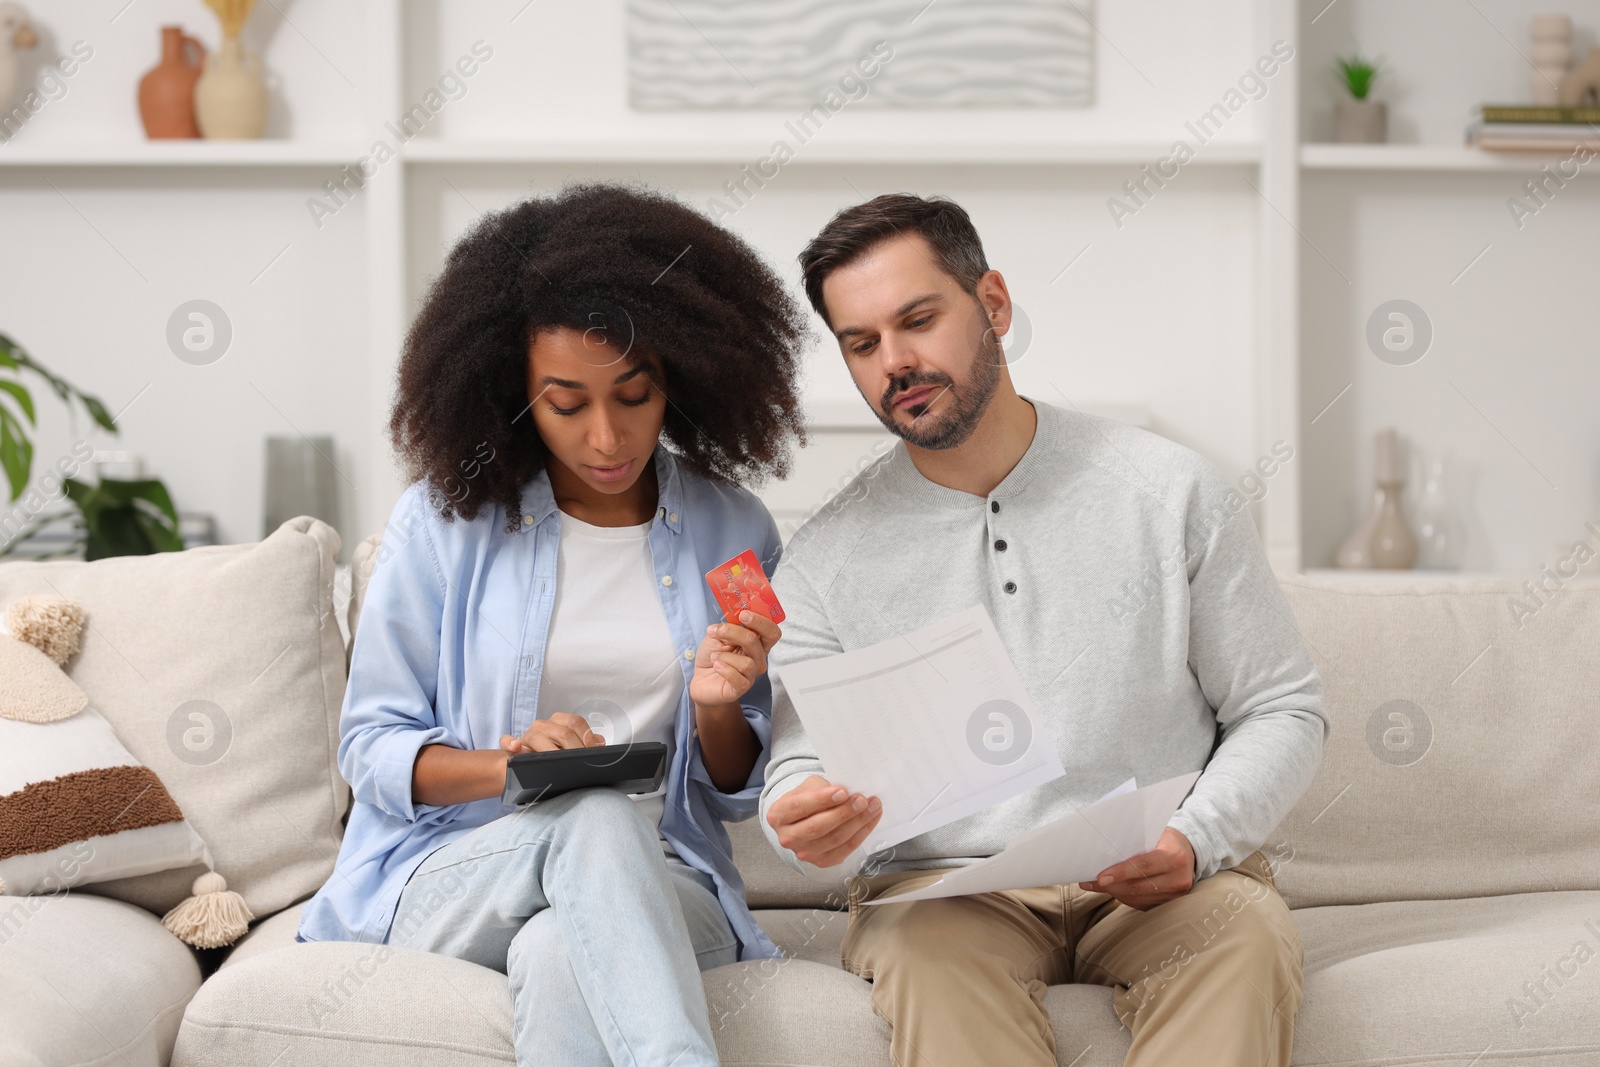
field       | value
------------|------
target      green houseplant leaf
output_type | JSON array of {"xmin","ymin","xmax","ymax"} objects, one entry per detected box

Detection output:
[
  {"xmin": 1336, "ymin": 54, "xmax": 1382, "ymax": 100},
  {"xmin": 0, "ymin": 332, "xmax": 183, "ymax": 560},
  {"xmin": 63, "ymin": 477, "xmax": 183, "ymax": 560},
  {"xmin": 0, "ymin": 405, "xmax": 34, "ymax": 501},
  {"xmin": 0, "ymin": 332, "xmax": 121, "ymax": 501}
]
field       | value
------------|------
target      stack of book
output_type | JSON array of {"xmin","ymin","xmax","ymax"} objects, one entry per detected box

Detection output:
[{"xmin": 1466, "ymin": 105, "xmax": 1600, "ymax": 151}]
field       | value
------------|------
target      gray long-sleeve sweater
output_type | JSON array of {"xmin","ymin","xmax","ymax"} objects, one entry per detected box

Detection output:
[{"xmin": 758, "ymin": 397, "xmax": 1327, "ymax": 882}]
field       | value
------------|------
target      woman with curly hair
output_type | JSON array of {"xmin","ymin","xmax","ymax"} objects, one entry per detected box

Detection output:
[{"xmin": 297, "ymin": 183, "xmax": 833, "ymax": 1066}]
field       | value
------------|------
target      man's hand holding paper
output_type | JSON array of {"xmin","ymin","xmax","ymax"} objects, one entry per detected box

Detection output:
[{"xmin": 766, "ymin": 774, "xmax": 883, "ymax": 868}]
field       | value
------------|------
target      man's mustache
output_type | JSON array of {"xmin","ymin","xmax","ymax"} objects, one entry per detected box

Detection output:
[{"xmin": 883, "ymin": 373, "xmax": 953, "ymax": 410}]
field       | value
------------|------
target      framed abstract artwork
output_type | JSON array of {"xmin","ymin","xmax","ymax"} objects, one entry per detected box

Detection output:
[{"xmin": 628, "ymin": 0, "xmax": 1095, "ymax": 109}]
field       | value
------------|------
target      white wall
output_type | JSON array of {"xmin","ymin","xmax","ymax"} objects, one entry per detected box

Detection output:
[
  {"xmin": 1298, "ymin": 0, "xmax": 1600, "ymax": 571},
  {"xmin": 408, "ymin": 0, "xmax": 1264, "ymax": 145},
  {"xmin": 409, "ymin": 160, "xmax": 1262, "ymax": 537}
]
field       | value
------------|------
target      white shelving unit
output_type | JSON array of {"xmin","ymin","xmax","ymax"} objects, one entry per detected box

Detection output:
[
  {"xmin": 4, "ymin": 0, "xmax": 1585, "ymax": 571},
  {"xmin": 0, "ymin": 0, "xmax": 1321, "ymax": 572}
]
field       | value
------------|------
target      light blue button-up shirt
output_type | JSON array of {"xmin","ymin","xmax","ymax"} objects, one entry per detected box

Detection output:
[{"xmin": 297, "ymin": 445, "xmax": 784, "ymax": 961}]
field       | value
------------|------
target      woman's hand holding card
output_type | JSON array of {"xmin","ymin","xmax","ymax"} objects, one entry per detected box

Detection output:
[{"xmin": 690, "ymin": 610, "xmax": 781, "ymax": 707}]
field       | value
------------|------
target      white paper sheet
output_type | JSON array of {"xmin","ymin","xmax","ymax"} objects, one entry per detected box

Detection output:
[
  {"xmin": 860, "ymin": 771, "xmax": 1203, "ymax": 904},
  {"xmin": 772, "ymin": 603, "xmax": 1066, "ymax": 852}
]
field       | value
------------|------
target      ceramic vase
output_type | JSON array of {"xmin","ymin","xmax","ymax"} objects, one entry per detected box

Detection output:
[
  {"xmin": 1530, "ymin": 15, "xmax": 1573, "ymax": 107},
  {"xmin": 195, "ymin": 35, "xmax": 266, "ymax": 139},
  {"xmin": 1334, "ymin": 486, "xmax": 1384, "ymax": 568},
  {"xmin": 1369, "ymin": 428, "xmax": 1416, "ymax": 568},
  {"xmin": 1335, "ymin": 428, "xmax": 1417, "ymax": 569},
  {"xmin": 1336, "ymin": 99, "xmax": 1387, "ymax": 143},
  {"xmin": 138, "ymin": 25, "xmax": 205, "ymax": 139},
  {"xmin": 1412, "ymin": 454, "xmax": 1464, "ymax": 570}
]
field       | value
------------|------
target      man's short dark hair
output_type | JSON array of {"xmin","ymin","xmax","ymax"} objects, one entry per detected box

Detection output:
[{"xmin": 798, "ymin": 194, "xmax": 990, "ymax": 328}]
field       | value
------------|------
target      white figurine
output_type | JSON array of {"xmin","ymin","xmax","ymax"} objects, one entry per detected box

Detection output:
[
  {"xmin": 0, "ymin": 2, "xmax": 37, "ymax": 111},
  {"xmin": 1530, "ymin": 15, "xmax": 1574, "ymax": 106}
]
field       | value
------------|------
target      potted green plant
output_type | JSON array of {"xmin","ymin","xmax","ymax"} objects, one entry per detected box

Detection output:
[
  {"xmin": 1335, "ymin": 52, "xmax": 1387, "ymax": 143},
  {"xmin": 0, "ymin": 332, "xmax": 183, "ymax": 561}
]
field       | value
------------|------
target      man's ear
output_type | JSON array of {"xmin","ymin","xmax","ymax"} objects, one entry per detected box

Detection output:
[{"xmin": 974, "ymin": 269, "xmax": 1012, "ymax": 337}]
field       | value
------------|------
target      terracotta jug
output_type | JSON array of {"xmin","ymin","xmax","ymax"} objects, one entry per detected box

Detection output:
[{"xmin": 139, "ymin": 26, "xmax": 205, "ymax": 139}]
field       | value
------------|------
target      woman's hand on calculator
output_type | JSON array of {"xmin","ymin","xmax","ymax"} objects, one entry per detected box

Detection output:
[{"xmin": 500, "ymin": 711, "xmax": 607, "ymax": 754}]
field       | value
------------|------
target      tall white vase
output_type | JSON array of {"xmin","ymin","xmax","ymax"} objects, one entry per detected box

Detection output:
[
  {"xmin": 1530, "ymin": 15, "xmax": 1573, "ymax": 107},
  {"xmin": 195, "ymin": 36, "xmax": 266, "ymax": 139}
]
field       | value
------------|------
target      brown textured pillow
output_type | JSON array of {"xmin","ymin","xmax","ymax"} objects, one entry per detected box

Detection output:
[{"xmin": 0, "ymin": 708, "xmax": 212, "ymax": 896}]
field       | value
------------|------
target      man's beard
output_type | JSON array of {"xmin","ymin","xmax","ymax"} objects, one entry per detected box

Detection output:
[{"xmin": 871, "ymin": 328, "xmax": 1003, "ymax": 450}]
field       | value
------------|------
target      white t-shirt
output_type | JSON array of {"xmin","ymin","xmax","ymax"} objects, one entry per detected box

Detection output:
[{"xmin": 535, "ymin": 509, "xmax": 683, "ymax": 857}]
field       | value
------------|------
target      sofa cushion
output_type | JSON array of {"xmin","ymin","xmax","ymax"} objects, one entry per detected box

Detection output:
[
  {"xmin": 0, "ymin": 517, "xmax": 351, "ymax": 917},
  {"xmin": 0, "ymin": 891, "xmax": 202, "ymax": 1067},
  {"xmin": 1290, "ymin": 890, "xmax": 1600, "ymax": 1065},
  {"xmin": 176, "ymin": 940, "xmax": 517, "ymax": 1067},
  {"xmin": 177, "ymin": 906, "xmax": 1137, "ymax": 1067},
  {"xmin": 346, "ymin": 532, "xmax": 381, "ymax": 673},
  {"xmin": 218, "ymin": 900, "xmax": 305, "ymax": 971},
  {"xmin": 180, "ymin": 889, "xmax": 1600, "ymax": 1067},
  {"xmin": 1272, "ymin": 576, "xmax": 1600, "ymax": 910},
  {"xmin": 730, "ymin": 810, "xmax": 851, "ymax": 908}
]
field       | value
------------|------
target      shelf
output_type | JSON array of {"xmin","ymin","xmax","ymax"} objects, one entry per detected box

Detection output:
[
  {"xmin": 401, "ymin": 138, "xmax": 1263, "ymax": 167},
  {"xmin": 0, "ymin": 141, "xmax": 364, "ymax": 167},
  {"xmin": 1300, "ymin": 144, "xmax": 1580, "ymax": 172},
  {"xmin": 1303, "ymin": 568, "xmax": 1600, "ymax": 583},
  {"xmin": 0, "ymin": 138, "xmax": 1265, "ymax": 171},
  {"xmin": 1302, "ymin": 567, "xmax": 1519, "ymax": 581}
]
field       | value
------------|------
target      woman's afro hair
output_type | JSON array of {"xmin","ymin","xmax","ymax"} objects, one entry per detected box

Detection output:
[{"xmin": 389, "ymin": 181, "xmax": 811, "ymax": 532}]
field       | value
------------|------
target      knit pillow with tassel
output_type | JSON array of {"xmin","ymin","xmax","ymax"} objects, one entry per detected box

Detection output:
[{"xmin": 0, "ymin": 596, "xmax": 251, "ymax": 948}]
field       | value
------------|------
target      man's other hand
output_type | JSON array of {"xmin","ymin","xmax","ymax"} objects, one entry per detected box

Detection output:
[
  {"xmin": 1078, "ymin": 827, "xmax": 1197, "ymax": 910},
  {"xmin": 766, "ymin": 774, "xmax": 882, "ymax": 868}
]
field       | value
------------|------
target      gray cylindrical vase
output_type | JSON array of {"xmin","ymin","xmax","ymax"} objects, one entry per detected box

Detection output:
[
  {"xmin": 264, "ymin": 435, "xmax": 340, "ymax": 537},
  {"xmin": 1337, "ymin": 99, "xmax": 1388, "ymax": 143}
]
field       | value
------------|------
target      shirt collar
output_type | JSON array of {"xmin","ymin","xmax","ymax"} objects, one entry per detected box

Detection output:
[
  {"xmin": 514, "ymin": 445, "xmax": 684, "ymax": 534},
  {"xmin": 882, "ymin": 394, "xmax": 1059, "ymax": 510}
]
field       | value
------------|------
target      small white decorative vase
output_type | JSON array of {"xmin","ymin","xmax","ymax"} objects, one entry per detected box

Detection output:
[
  {"xmin": 1530, "ymin": 15, "xmax": 1573, "ymax": 107},
  {"xmin": 195, "ymin": 35, "xmax": 266, "ymax": 139}
]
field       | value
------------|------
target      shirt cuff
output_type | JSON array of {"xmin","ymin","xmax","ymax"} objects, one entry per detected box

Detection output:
[
  {"xmin": 759, "ymin": 773, "xmax": 814, "ymax": 873},
  {"xmin": 1167, "ymin": 809, "xmax": 1222, "ymax": 882},
  {"xmin": 373, "ymin": 724, "xmax": 453, "ymax": 823}
]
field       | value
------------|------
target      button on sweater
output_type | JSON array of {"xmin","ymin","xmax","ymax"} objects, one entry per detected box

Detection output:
[{"xmin": 759, "ymin": 396, "xmax": 1328, "ymax": 882}]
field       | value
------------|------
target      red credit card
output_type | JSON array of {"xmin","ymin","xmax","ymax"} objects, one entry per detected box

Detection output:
[{"xmin": 705, "ymin": 549, "xmax": 785, "ymax": 625}]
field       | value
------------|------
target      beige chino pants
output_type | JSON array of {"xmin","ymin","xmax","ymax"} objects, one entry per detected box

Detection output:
[{"xmin": 839, "ymin": 850, "xmax": 1303, "ymax": 1067}]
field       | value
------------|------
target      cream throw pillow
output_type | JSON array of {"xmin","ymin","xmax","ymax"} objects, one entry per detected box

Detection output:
[
  {"xmin": 0, "ymin": 597, "xmax": 211, "ymax": 897},
  {"xmin": 0, "ymin": 708, "xmax": 213, "ymax": 896}
]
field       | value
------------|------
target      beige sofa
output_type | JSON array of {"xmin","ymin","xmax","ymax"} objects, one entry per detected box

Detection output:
[{"xmin": 3, "ymin": 517, "xmax": 1597, "ymax": 1066}]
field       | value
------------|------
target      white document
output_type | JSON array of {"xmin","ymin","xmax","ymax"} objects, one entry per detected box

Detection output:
[
  {"xmin": 860, "ymin": 771, "xmax": 1203, "ymax": 904},
  {"xmin": 772, "ymin": 603, "xmax": 1065, "ymax": 852}
]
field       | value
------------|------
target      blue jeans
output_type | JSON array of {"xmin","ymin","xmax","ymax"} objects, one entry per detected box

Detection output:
[{"xmin": 387, "ymin": 787, "xmax": 736, "ymax": 1067}]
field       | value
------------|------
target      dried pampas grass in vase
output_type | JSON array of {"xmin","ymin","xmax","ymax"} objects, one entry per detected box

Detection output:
[{"xmin": 203, "ymin": 0, "xmax": 258, "ymax": 38}]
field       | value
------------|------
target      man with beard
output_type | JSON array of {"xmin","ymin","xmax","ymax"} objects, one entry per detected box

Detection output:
[{"xmin": 759, "ymin": 194, "xmax": 1326, "ymax": 1067}]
